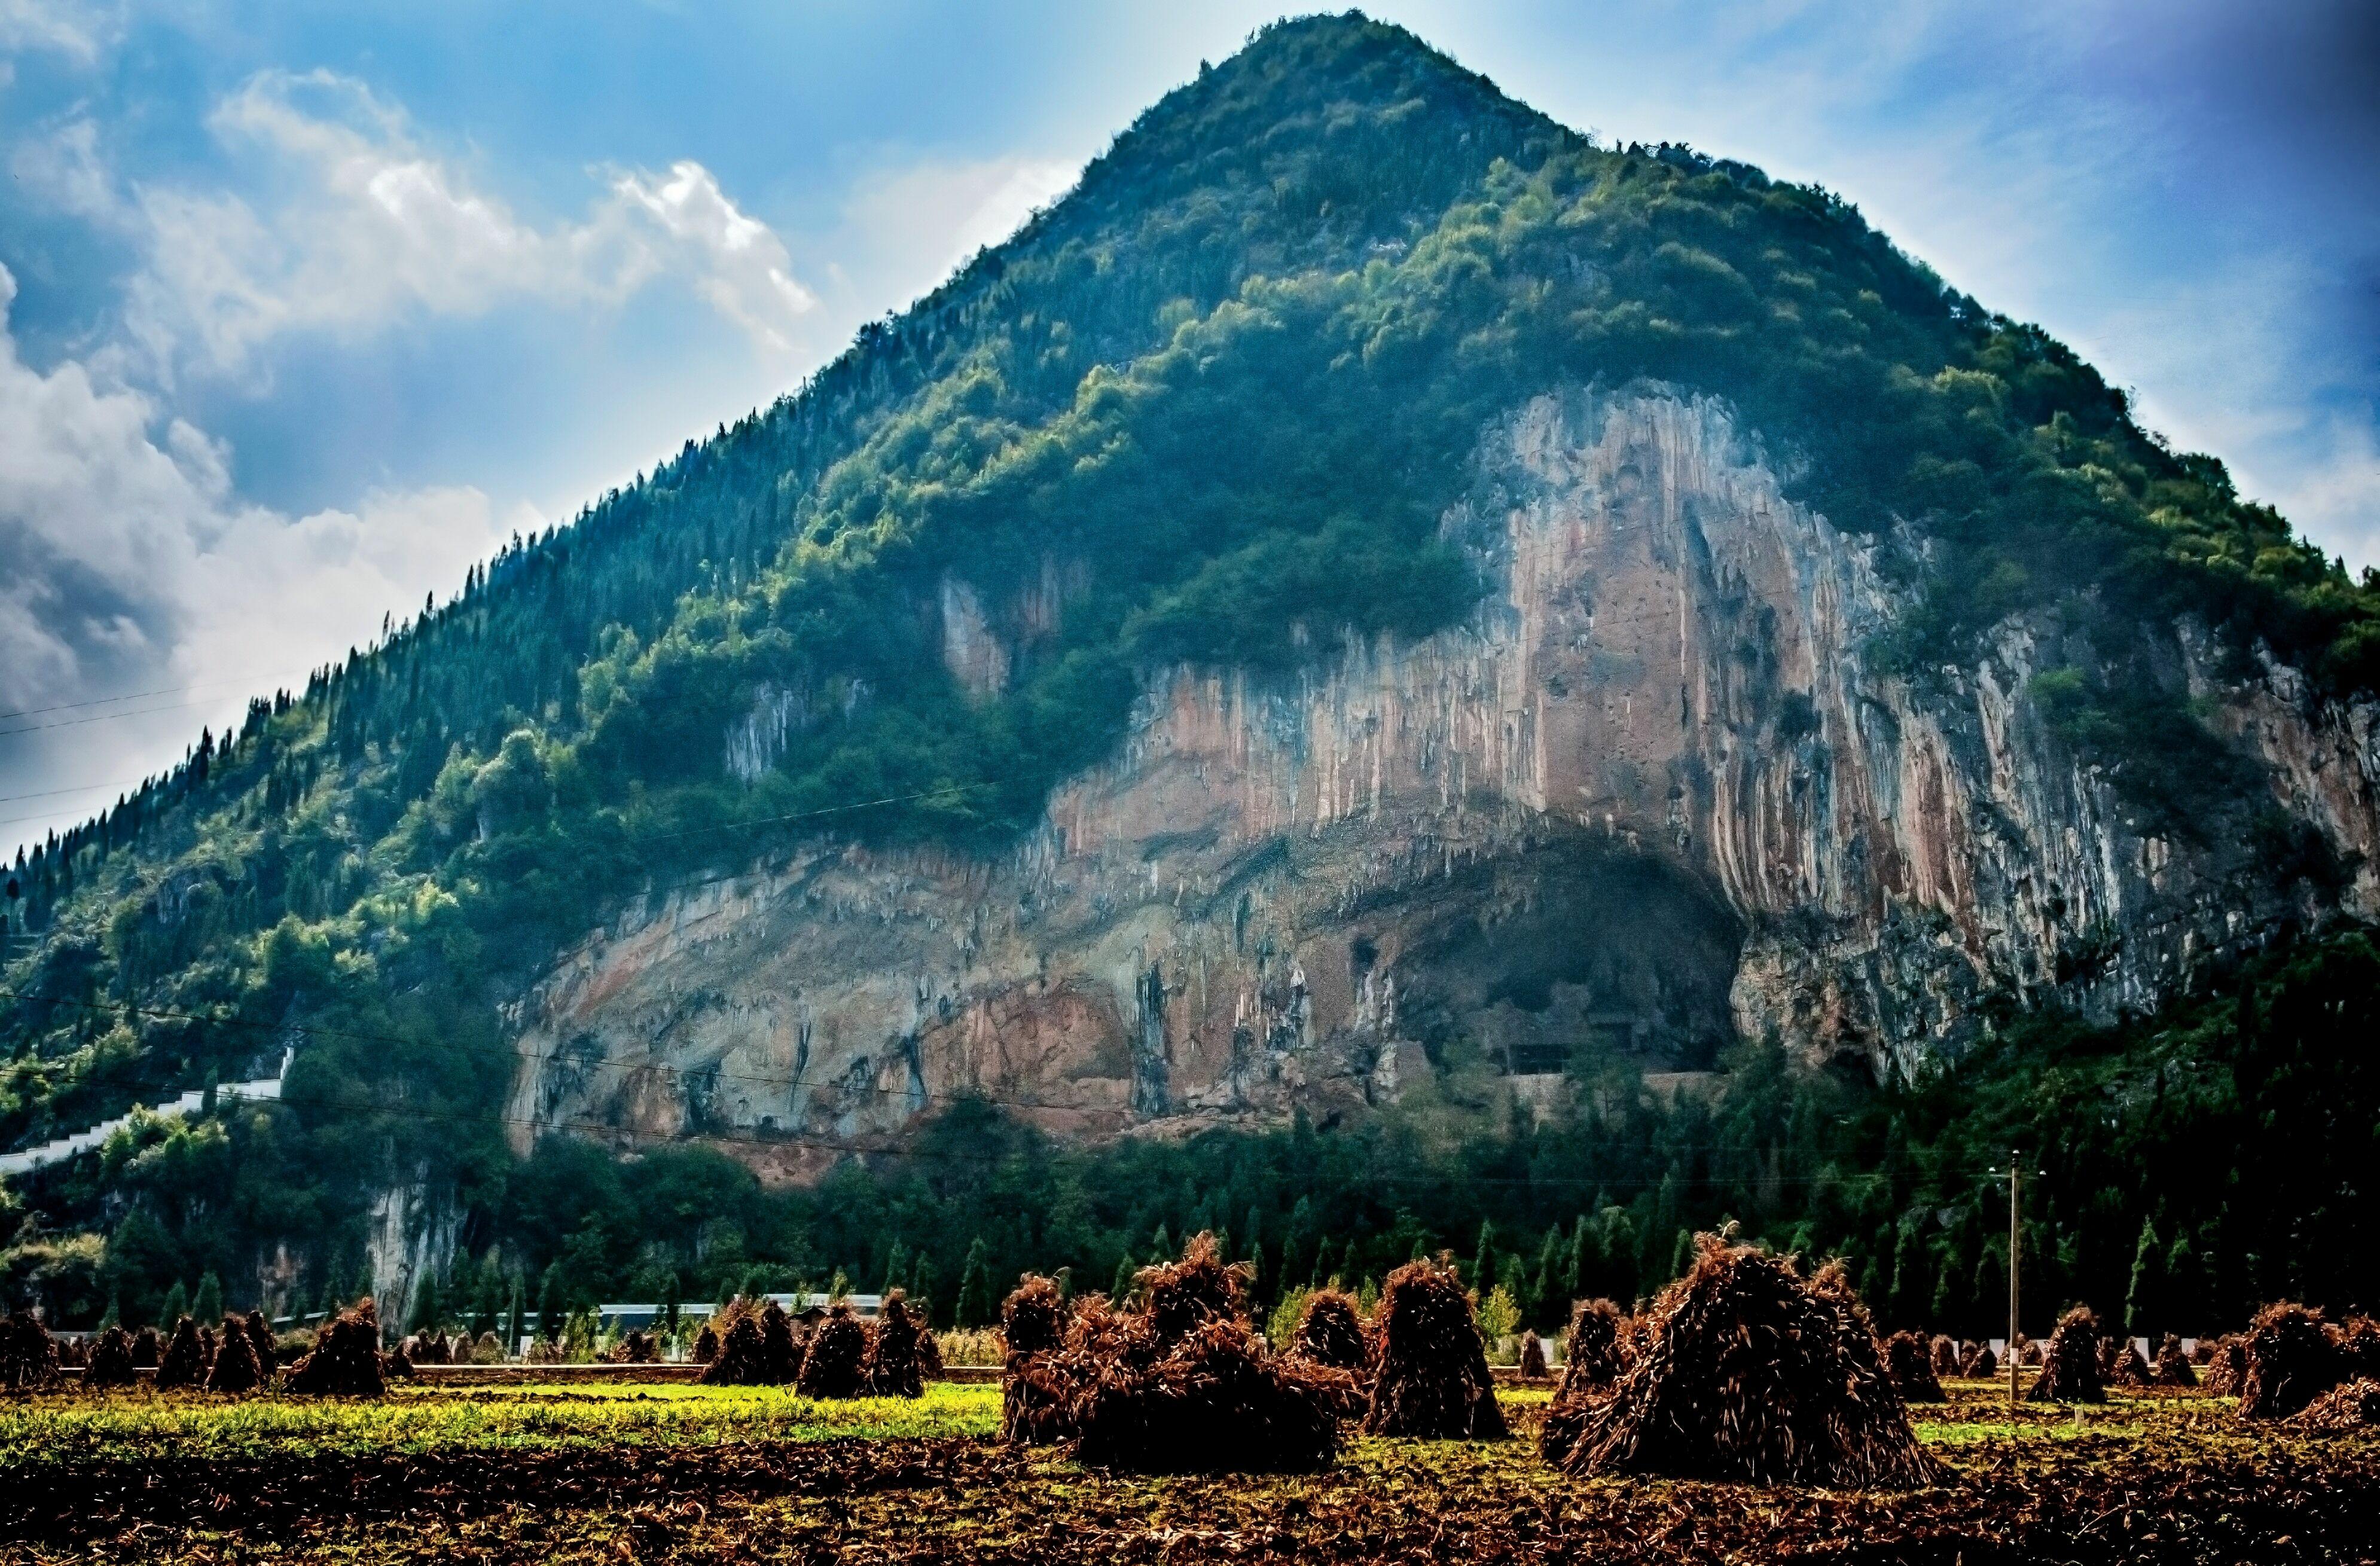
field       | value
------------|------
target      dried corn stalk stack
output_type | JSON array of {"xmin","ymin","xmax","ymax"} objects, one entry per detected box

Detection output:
[
  {"xmin": 998, "ymin": 1274, "xmax": 1072, "ymax": 1445},
  {"xmin": 691, "ymin": 1322, "xmax": 720, "ymax": 1363},
  {"xmin": 865, "ymin": 1290, "xmax": 927, "ymax": 1399},
  {"xmin": 1060, "ymin": 1235, "xmax": 1339, "ymax": 1474},
  {"xmin": 1362, "ymin": 1257, "xmax": 1506, "ymax": 1440},
  {"xmin": 83, "ymin": 1324, "xmax": 139, "ymax": 1389},
  {"xmin": 2103, "ymin": 1337, "xmax": 2152, "ymax": 1386},
  {"xmin": 2239, "ymin": 1302, "xmax": 2345, "ymax": 1420},
  {"xmin": 284, "ymin": 1299, "xmax": 388, "ymax": 1397},
  {"xmin": 1287, "ymin": 1288, "xmax": 1369, "ymax": 1374},
  {"xmin": 795, "ymin": 1305, "xmax": 869, "ymax": 1399},
  {"xmin": 1069, "ymin": 1311, "xmax": 1341, "ymax": 1474},
  {"xmin": 1929, "ymin": 1335, "xmax": 1959, "ymax": 1378},
  {"xmin": 917, "ymin": 1308, "xmax": 945, "ymax": 1380},
  {"xmin": 2152, "ymin": 1333, "xmax": 2197, "ymax": 1388},
  {"xmin": 1517, "ymin": 1330, "xmax": 1549, "ymax": 1381},
  {"xmin": 1884, "ymin": 1330, "xmax": 1945, "ymax": 1403},
  {"xmin": 131, "ymin": 1325, "xmax": 161, "ymax": 1368},
  {"xmin": 1958, "ymin": 1341, "xmax": 1997, "ymax": 1379},
  {"xmin": 244, "ymin": 1311, "xmax": 277, "ymax": 1378},
  {"xmin": 154, "ymin": 1318, "xmax": 212, "ymax": 1390},
  {"xmin": 2338, "ymin": 1315, "xmax": 2380, "ymax": 1381},
  {"xmin": 0, "ymin": 1311, "xmax": 60, "ymax": 1391},
  {"xmin": 1562, "ymin": 1237, "xmax": 1937, "ymax": 1488},
  {"xmin": 206, "ymin": 1315, "xmax": 265, "ymax": 1394},
  {"xmin": 2296, "ymin": 1378, "xmax": 2380, "ymax": 1434},
  {"xmin": 2026, "ymin": 1306, "xmax": 2106, "ymax": 1404},
  {"xmin": 609, "ymin": 1331, "xmax": 658, "ymax": 1364},
  {"xmin": 1541, "ymin": 1298, "xmax": 1627, "ymax": 1466},
  {"xmin": 698, "ymin": 1297, "xmax": 801, "ymax": 1385},
  {"xmin": 2202, "ymin": 1335, "xmax": 2247, "ymax": 1394}
]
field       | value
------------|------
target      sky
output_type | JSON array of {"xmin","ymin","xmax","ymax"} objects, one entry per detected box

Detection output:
[{"xmin": 2, "ymin": 0, "xmax": 2375, "ymax": 860}]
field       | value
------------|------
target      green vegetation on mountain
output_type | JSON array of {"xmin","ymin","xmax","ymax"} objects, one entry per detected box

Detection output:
[{"xmin": 4, "ymin": 14, "xmax": 2377, "ymax": 1326}]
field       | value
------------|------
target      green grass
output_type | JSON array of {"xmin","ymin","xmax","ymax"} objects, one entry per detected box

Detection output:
[{"xmin": 0, "ymin": 1380, "xmax": 1000, "ymax": 1469}]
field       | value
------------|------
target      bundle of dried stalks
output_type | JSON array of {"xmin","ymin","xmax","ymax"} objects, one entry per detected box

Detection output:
[
  {"xmin": 1069, "ymin": 1312, "xmax": 1341, "ymax": 1474},
  {"xmin": 2152, "ymin": 1333, "xmax": 2197, "ymax": 1388},
  {"xmin": 0, "ymin": 1311, "xmax": 60, "ymax": 1391},
  {"xmin": 1561, "ymin": 1237, "xmax": 1936, "ymax": 1489},
  {"xmin": 55, "ymin": 1335, "xmax": 86, "ymax": 1369},
  {"xmin": 1139, "ymin": 1233, "xmax": 1250, "ymax": 1344},
  {"xmin": 205, "ymin": 1316, "xmax": 264, "ymax": 1394},
  {"xmin": 998, "ymin": 1274, "xmax": 1072, "ymax": 1445},
  {"xmin": 1287, "ymin": 1289, "xmax": 1369, "ymax": 1375},
  {"xmin": 2203, "ymin": 1335, "xmax": 2248, "ymax": 1396},
  {"xmin": 1929, "ymin": 1334, "xmax": 1960, "ymax": 1378},
  {"xmin": 2338, "ymin": 1315, "xmax": 2380, "ymax": 1381},
  {"xmin": 1959, "ymin": 1341, "xmax": 1998, "ymax": 1378},
  {"xmin": 698, "ymin": 1297, "xmax": 801, "ymax": 1386},
  {"xmin": 83, "ymin": 1324, "xmax": 138, "ymax": 1389},
  {"xmin": 1517, "ymin": 1331, "xmax": 1548, "ymax": 1381},
  {"xmin": 691, "ymin": 1322, "xmax": 719, "ymax": 1363},
  {"xmin": 1884, "ymin": 1330, "xmax": 1946, "ymax": 1402},
  {"xmin": 865, "ymin": 1290, "xmax": 926, "ymax": 1399},
  {"xmin": 154, "ymin": 1318, "xmax": 211, "ymax": 1390},
  {"xmin": 1541, "ymin": 1298, "xmax": 1628, "ymax": 1466},
  {"xmin": 2240, "ymin": 1302, "xmax": 2345, "ymax": 1420},
  {"xmin": 244, "ymin": 1311, "xmax": 277, "ymax": 1378},
  {"xmin": 2100, "ymin": 1336, "xmax": 2152, "ymax": 1386},
  {"xmin": 2025, "ymin": 1307, "xmax": 2106, "ymax": 1404},
  {"xmin": 283, "ymin": 1299, "xmax": 389, "ymax": 1397},
  {"xmin": 131, "ymin": 1326, "xmax": 161, "ymax": 1368},
  {"xmin": 2295, "ymin": 1378, "xmax": 2380, "ymax": 1435},
  {"xmin": 795, "ymin": 1305, "xmax": 869, "ymax": 1399},
  {"xmin": 609, "ymin": 1331, "xmax": 657, "ymax": 1364},
  {"xmin": 1361, "ymin": 1258, "xmax": 1505, "ymax": 1440},
  {"xmin": 917, "ymin": 1308, "xmax": 945, "ymax": 1381}
]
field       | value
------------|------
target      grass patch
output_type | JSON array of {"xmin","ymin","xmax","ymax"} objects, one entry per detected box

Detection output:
[{"xmin": 0, "ymin": 1379, "xmax": 999, "ymax": 1469}]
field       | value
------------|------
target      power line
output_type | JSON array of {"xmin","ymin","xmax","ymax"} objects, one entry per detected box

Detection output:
[{"xmin": 0, "ymin": 667, "xmax": 312, "ymax": 725}]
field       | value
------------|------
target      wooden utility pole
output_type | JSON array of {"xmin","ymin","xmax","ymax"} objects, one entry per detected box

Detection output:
[{"xmin": 2007, "ymin": 1156, "xmax": 2022, "ymax": 1408}]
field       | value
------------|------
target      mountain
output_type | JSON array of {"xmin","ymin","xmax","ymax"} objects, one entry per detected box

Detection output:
[{"xmin": 5, "ymin": 14, "xmax": 2379, "ymax": 1327}]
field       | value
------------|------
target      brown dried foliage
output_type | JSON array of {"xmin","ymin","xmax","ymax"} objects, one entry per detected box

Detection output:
[
  {"xmin": 865, "ymin": 1290, "xmax": 926, "ymax": 1399},
  {"xmin": 2026, "ymin": 1306, "xmax": 2106, "ymax": 1404},
  {"xmin": 1362, "ymin": 1258, "xmax": 1505, "ymax": 1440},
  {"xmin": 0, "ymin": 1310, "xmax": 60, "ymax": 1391},
  {"xmin": 83, "ymin": 1323, "xmax": 138, "ymax": 1388},
  {"xmin": 205, "ymin": 1316, "xmax": 265, "ymax": 1394},
  {"xmin": 795, "ymin": 1306, "xmax": 869, "ymax": 1399},
  {"xmin": 283, "ymin": 1299, "xmax": 389, "ymax": 1397},
  {"xmin": 2297, "ymin": 1378, "xmax": 2380, "ymax": 1435},
  {"xmin": 698, "ymin": 1298, "xmax": 801, "ymax": 1387},
  {"xmin": 2241, "ymin": 1302, "xmax": 2346, "ymax": 1420},
  {"xmin": 1517, "ymin": 1331, "xmax": 1548, "ymax": 1381},
  {"xmin": 2153, "ymin": 1332, "xmax": 2198, "ymax": 1388},
  {"xmin": 1885, "ymin": 1330, "xmax": 1946, "ymax": 1402},
  {"xmin": 1000, "ymin": 1243, "xmax": 1342, "ymax": 1473},
  {"xmin": 154, "ymin": 1318, "xmax": 212, "ymax": 1390},
  {"xmin": 1286, "ymin": 1289, "xmax": 1368, "ymax": 1374},
  {"xmin": 245, "ymin": 1311, "xmax": 277, "ymax": 1377},
  {"xmin": 1563, "ymin": 1236, "xmax": 1936, "ymax": 1488},
  {"xmin": 609, "ymin": 1331, "xmax": 658, "ymax": 1364},
  {"xmin": 130, "ymin": 1324, "xmax": 160, "ymax": 1368},
  {"xmin": 690, "ymin": 1322, "xmax": 719, "ymax": 1364},
  {"xmin": 2204, "ymin": 1334, "xmax": 2248, "ymax": 1395}
]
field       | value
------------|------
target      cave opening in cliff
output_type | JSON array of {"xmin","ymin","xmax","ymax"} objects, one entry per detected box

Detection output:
[{"xmin": 1379, "ymin": 835, "xmax": 1744, "ymax": 1079}]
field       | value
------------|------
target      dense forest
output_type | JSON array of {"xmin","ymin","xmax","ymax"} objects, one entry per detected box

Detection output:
[{"xmin": 4, "ymin": 14, "xmax": 2378, "ymax": 1335}]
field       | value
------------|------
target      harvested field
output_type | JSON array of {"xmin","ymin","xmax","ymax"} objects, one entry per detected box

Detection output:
[{"xmin": 2, "ymin": 1381, "xmax": 2378, "ymax": 1563}]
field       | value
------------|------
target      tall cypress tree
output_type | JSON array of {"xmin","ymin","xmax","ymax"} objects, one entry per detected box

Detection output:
[
  {"xmin": 955, "ymin": 1239, "xmax": 994, "ymax": 1329},
  {"xmin": 2125, "ymin": 1218, "xmax": 2166, "ymax": 1339},
  {"xmin": 193, "ymin": 1271, "xmax": 223, "ymax": 1327}
]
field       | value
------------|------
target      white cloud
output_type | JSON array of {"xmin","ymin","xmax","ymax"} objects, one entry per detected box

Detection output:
[
  {"xmin": 115, "ymin": 69, "xmax": 814, "ymax": 379},
  {"xmin": 834, "ymin": 154, "xmax": 1079, "ymax": 310},
  {"xmin": 0, "ymin": 261, "xmax": 516, "ymax": 850},
  {"xmin": 0, "ymin": 0, "xmax": 115, "ymax": 62}
]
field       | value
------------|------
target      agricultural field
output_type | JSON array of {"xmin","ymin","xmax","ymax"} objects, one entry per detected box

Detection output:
[{"xmin": 4, "ymin": 1380, "xmax": 2378, "ymax": 1564}]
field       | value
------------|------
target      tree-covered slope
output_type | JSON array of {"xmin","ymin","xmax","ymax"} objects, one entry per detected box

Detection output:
[{"xmin": 4, "ymin": 14, "xmax": 2378, "ymax": 1318}]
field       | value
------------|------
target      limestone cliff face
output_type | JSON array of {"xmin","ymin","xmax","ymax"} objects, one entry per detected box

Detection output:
[{"xmin": 505, "ymin": 389, "xmax": 2380, "ymax": 1174}]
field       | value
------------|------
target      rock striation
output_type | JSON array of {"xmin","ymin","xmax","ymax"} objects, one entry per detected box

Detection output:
[{"xmin": 505, "ymin": 389, "xmax": 2379, "ymax": 1175}]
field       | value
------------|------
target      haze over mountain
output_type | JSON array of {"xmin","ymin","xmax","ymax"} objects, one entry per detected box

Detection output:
[{"xmin": 4, "ymin": 15, "xmax": 2378, "ymax": 1335}]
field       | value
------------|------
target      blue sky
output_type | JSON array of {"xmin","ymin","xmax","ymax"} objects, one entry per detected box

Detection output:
[{"xmin": 2, "ymin": 0, "xmax": 2374, "ymax": 856}]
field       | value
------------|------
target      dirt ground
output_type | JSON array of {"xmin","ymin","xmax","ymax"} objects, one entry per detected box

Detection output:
[{"xmin": 2, "ymin": 1384, "xmax": 2375, "ymax": 1564}]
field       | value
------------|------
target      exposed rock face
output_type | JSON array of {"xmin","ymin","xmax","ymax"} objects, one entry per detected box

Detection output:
[{"xmin": 506, "ymin": 389, "xmax": 2379, "ymax": 1174}]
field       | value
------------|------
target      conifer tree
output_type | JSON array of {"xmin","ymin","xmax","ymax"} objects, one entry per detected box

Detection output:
[
  {"xmin": 954, "ymin": 1240, "xmax": 994, "ymax": 1329},
  {"xmin": 1472, "ymin": 1220, "xmax": 1497, "ymax": 1293},
  {"xmin": 157, "ymin": 1278, "xmax": 185, "ymax": 1329},
  {"xmin": 2125, "ymin": 1218, "xmax": 2166, "ymax": 1339},
  {"xmin": 193, "ymin": 1271, "xmax": 223, "ymax": 1327}
]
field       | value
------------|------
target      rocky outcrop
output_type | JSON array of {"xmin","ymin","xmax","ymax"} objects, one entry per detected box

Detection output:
[{"xmin": 505, "ymin": 388, "xmax": 2379, "ymax": 1175}]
